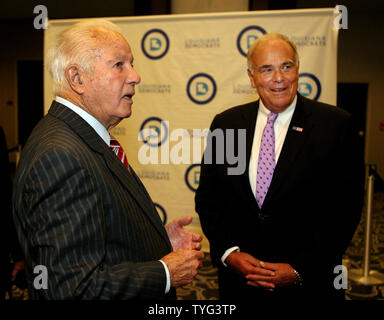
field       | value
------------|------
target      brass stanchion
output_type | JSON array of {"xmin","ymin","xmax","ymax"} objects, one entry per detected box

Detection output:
[{"xmin": 349, "ymin": 165, "xmax": 384, "ymax": 285}]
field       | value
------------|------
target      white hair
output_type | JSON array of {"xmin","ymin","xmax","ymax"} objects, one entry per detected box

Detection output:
[
  {"xmin": 46, "ymin": 19, "xmax": 123, "ymax": 96},
  {"xmin": 247, "ymin": 33, "xmax": 299, "ymax": 73}
]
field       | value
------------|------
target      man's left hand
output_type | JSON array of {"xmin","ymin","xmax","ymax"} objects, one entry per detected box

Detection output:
[
  {"xmin": 246, "ymin": 262, "xmax": 296, "ymax": 289},
  {"xmin": 166, "ymin": 216, "xmax": 203, "ymax": 251}
]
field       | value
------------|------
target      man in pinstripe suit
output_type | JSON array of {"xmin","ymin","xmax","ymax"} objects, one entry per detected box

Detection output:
[{"xmin": 12, "ymin": 20, "xmax": 203, "ymax": 300}]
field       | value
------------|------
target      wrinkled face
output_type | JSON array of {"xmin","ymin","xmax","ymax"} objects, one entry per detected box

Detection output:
[
  {"xmin": 82, "ymin": 35, "xmax": 141, "ymax": 130},
  {"xmin": 248, "ymin": 39, "xmax": 299, "ymax": 113}
]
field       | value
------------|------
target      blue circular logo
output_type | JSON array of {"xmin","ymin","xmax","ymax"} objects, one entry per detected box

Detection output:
[
  {"xmin": 298, "ymin": 73, "xmax": 321, "ymax": 101},
  {"xmin": 141, "ymin": 29, "xmax": 170, "ymax": 60},
  {"xmin": 237, "ymin": 25, "xmax": 267, "ymax": 57},
  {"xmin": 185, "ymin": 164, "xmax": 201, "ymax": 192},
  {"xmin": 154, "ymin": 202, "xmax": 167, "ymax": 225},
  {"xmin": 186, "ymin": 73, "xmax": 217, "ymax": 105},
  {"xmin": 139, "ymin": 117, "xmax": 168, "ymax": 147}
]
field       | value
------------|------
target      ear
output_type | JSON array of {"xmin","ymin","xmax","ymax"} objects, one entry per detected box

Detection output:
[
  {"xmin": 247, "ymin": 69, "xmax": 256, "ymax": 89},
  {"xmin": 65, "ymin": 65, "xmax": 86, "ymax": 94}
]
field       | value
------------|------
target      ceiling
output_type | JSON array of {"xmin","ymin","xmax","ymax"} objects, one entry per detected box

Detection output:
[
  {"xmin": 0, "ymin": 0, "xmax": 135, "ymax": 21},
  {"xmin": 0, "ymin": 0, "xmax": 383, "ymax": 22}
]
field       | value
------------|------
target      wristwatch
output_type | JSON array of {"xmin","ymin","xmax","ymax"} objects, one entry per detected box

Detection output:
[{"xmin": 293, "ymin": 269, "xmax": 303, "ymax": 286}]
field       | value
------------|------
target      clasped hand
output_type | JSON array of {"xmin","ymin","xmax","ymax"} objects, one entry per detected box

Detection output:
[{"xmin": 225, "ymin": 252, "xmax": 296, "ymax": 290}]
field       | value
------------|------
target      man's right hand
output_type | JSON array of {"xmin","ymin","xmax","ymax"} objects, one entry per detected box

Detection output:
[
  {"xmin": 225, "ymin": 251, "xmax": 276, "ymax": 289},
  {"xmin": 161, "ymin": 250, "xmax": 204, "ymax": 287}
]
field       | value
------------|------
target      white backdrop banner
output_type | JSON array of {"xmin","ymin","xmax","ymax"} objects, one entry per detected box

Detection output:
[{"xmin": 44, "ymin": 9, "xmax": 338, "ymax": 251}]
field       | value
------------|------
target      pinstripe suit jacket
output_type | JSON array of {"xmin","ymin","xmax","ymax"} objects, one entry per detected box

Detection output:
[{"xmin": 12, "ymin": 101, "xmax": 175, "ymax": 300}]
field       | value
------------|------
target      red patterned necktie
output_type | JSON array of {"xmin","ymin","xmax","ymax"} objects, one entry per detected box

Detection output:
[
  {"xmin": 110, "ymin": 136, "xmax": 131, "ymax": 174},
  {"xmin": 255, "ymin": 112, "xmax": 278, "ymax": 208}
]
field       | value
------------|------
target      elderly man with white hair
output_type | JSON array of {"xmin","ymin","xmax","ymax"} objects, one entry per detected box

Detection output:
[{"xmin": 13, "ymin": 20, "xmax": 203, "ymax": 300}]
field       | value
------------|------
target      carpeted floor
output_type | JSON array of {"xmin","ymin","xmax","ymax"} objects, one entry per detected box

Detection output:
[{"xmin": 6, "ymin": 192, "xmax": 384, "ymax": 301}]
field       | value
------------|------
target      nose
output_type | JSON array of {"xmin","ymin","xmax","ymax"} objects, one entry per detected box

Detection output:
[
  {"xmin": 272, "ymin": 68, "xmax": 283, "ymax": 82},
  {"xmin": 127, "ymin": 66, "xmax": 141, "ymax": 85}
]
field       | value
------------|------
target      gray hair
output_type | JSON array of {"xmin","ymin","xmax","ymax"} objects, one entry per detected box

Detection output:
[
  {"xmin": 247, "ymin": 33, "xmax": 299, "ymax": 73},
  {"xmin": 47, "ymin": 19, "xmax": 123, "ymax": 96}
]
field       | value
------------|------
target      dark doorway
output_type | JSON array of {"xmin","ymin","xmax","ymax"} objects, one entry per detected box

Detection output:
[
  {"xmin": 17, "ymin": 60, "xmax": 44, "ymax": 147},
  {"xmin": 337, "ymin": 82, "xmax": 368, "ymax": 165}
]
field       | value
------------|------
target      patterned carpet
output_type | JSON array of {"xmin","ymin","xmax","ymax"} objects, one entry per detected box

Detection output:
[
  {"xmin": 6, "ymin": 192, "xmax": 384, "ymax": 301},
  {"xmin": 177, "ymin": 191, "xmax": 384, "ymax": 300}
]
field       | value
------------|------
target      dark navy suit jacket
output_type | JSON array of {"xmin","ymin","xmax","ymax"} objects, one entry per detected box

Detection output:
[{"xmin": 196, "ymin": 94, "xmax": 365, "ymax": 299}]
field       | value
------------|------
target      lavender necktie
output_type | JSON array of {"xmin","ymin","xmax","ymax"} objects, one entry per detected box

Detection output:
[{"xmin": 255, "ymin": 112, "xmax": 278, "ymax": 208}]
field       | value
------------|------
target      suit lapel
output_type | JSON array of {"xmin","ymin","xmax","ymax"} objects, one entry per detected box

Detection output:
[
  {"xmin": 48, "ymin": 101, "xmax": 171, "ymax": 248},
  {"xmin": 262, "ymin": 94, "xmax": 314, "ymax": 208},
  {"xmin": 102, "ymin": 149, "xmax": 171, "ymax": 247},
  {"xmin": 238, "ymin": 101, "xmax": 260, "ymax": 209}
]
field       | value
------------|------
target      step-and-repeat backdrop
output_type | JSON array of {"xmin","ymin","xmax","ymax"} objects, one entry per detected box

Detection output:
[{"xmin": 44, "ymin": 9, "xmax": 338, "ymax": 251}]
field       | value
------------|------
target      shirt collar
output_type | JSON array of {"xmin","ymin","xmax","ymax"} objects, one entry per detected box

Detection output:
[
  {"xmin": 55, "ymin": 96, "xmax": 110, "ymax": 146},
  {"xmin": 259, "ymin": 95, "xmax": 297, "ymax": 121}
]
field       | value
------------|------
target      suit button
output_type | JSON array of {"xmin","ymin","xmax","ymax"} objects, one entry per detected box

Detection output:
[
  {"xmin": 99, "ymin": 263, "xmax": 104, "ymax": 271},
  {"xmin": 258, "ymin": 213, "xmax": 271, "ymax": 221}
]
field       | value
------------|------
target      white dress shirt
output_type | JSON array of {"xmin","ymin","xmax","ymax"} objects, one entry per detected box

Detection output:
[
  {"xmin": 55, "ymin": 96, "xmax": 171, "ymax": 293},
  {"xmin": 55, "ymin": 96, "xmax": 110, "ymax": 145},
  {"xmin": 221, "ymin": 96, "xmax": 297, "ymax": 266}
]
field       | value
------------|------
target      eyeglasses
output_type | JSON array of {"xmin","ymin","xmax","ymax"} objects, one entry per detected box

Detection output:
[{"xmin": 256, "ymin": 62, "xmax": 297, "ymax": 77}]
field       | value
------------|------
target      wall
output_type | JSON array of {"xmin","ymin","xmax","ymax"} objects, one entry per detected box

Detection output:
[
  {"xmin": 337, "ymin": 11, "xmax": 384, "ymax": 177},
  {"xmin": 0, "ymin": 21, "xmax": 43, "ymax": 162},
  {"xmin": 296, "ymin": 0, "xmax": 384, "ymax": 177}
]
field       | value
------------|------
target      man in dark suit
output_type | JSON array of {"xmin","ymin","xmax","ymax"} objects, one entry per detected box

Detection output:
[
  {"xmin": 13, "ymin": 20, "xmax": 203, "ymax": 300},
  {"xmin": 195, "ymin": 33, "xmax": 365, "ymax": 300}
]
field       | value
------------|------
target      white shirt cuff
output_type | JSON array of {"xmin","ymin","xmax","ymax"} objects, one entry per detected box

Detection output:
[
  {"xmin": 159, "ymin": 260, "xmax": 171, "ymax": 294},
  {"xmin": 221, "ymin": 246, "xmax": 240, "ymax": 267}
]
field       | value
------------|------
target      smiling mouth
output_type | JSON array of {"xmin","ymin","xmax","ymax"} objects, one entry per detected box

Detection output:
[
  {"xmin": 271, "ymin": 88, "xmax": 287, "ymax": 93},
  {"xmin": 123, "ymin": 94, "xmax": 134, "ymax": 100}
]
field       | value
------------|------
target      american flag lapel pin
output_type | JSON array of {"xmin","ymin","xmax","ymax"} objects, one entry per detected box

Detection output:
[{"xmin": 292, "ymin": 126, "xmax": 304, "ymax": 132}]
